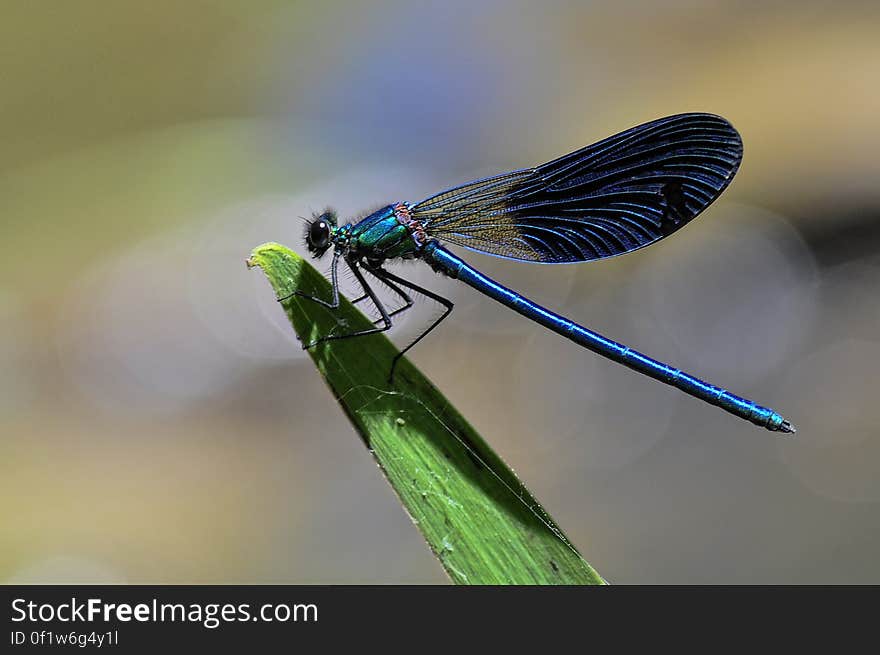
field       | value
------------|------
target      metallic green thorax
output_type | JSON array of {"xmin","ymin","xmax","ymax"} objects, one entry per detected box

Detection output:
[{"xmin": 341, "ymin": 205, "xmax": 422, "ymax": 264}]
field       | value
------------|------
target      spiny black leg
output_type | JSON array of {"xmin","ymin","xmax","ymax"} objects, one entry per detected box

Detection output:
[
  {"xmin": 361, "ymin": 266, "xmax": 414, "ymax": 326},
  {"xmin": 345, "ymin": 287, "xmax": 408, "ymax": 323},
  {"xmin": 369, "ymin": 266, "xmax": 454, "ymax": 382},
  {"xmin": 376, "ymin": 298, "xmax": 414, "ymax": 325},
  {"xmin": 277, "ymin": 252, "xmax": 341, "ymax": 309},
  {"xmin": 300, "ymin": 260, "xmax": 393, "ymax": 349}
]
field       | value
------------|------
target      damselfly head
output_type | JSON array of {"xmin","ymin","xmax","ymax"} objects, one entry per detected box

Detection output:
[{"xmin": 304, "ymin": 209, "xmax": 337, "ymax": 258}]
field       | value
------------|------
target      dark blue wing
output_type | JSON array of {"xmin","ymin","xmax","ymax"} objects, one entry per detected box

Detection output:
[{"xmin": 410, "ymin": 113, "xmax": 743, "ymax": 263}]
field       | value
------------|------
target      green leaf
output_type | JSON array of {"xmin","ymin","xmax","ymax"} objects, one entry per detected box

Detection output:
[{"xmin": 247, "ymin": 242, "xmax": 605, "ymax": 585}]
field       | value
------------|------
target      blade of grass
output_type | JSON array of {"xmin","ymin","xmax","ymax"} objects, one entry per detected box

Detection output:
[{"xmin": 247, "ymin": 242, "xmax": 605, "ymax": 585}]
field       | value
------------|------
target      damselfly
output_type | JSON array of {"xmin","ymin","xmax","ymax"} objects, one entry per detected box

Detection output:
[{"xmin": 282, "ymin": 113, "xmax": 795, "ymax": 434}]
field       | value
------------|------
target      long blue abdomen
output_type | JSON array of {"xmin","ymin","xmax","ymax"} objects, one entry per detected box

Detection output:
[{"xmin": 423, "ymin": 242, "xmax": 793, "ymax": 433}]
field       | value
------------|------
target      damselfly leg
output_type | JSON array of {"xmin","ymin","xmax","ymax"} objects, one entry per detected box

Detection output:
[
  {"xmin": 278, "ymin": 258, "xmax": 454, "ymax": 382},
  {"xmin": 365, "ymin": 266, "xmax": 454, "ymax": 382},
  {"xmin": 286, "ymin": 260, "xmax": 395, "ymax": 349},
  {"xmin": 361, "ymin": 267, "xmax": 415, "ymax": 326},
  {"xmin": 276, "ymin": 252, "xmax": 342, "ymax": 309}
]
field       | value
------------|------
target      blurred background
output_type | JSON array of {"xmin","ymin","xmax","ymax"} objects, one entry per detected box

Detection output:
[{"xmin": 2, "ymin": 1, "xmax": 878, "ymax": 584}]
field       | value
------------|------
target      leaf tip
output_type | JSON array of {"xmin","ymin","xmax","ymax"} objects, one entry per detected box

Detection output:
[{"xmin": 246, "ymin": 242, "xmax": 301, "ymax": 273}]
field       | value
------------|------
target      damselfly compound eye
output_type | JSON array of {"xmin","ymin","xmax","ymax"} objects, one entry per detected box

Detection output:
[{"xmin": 309, "ymin": 220, "xmax": 331, "ymax": 249}]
